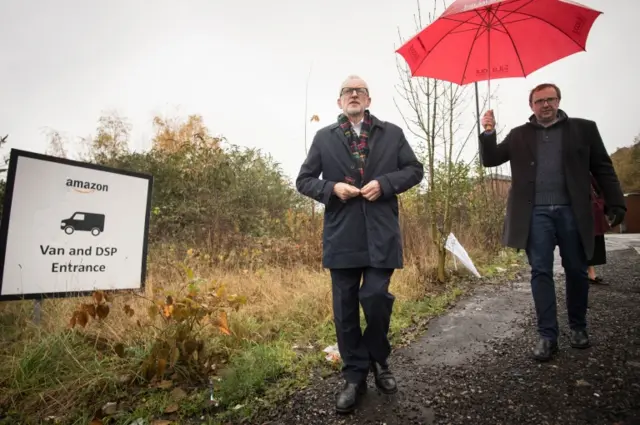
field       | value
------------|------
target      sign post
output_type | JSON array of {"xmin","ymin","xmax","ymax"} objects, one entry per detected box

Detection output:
[{"xmin": 0, "ymin": 149, "xmax": 153, "ymax": 302}]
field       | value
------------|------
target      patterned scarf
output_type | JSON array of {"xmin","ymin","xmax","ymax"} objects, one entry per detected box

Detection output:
[{"xmin": 337, "ymin": 109, "xmax": 372, "ymax": 181}]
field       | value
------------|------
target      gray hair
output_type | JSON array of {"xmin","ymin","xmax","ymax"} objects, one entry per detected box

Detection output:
[{"xmin": 340, "ymin": 75, "xmax": 369, "ymax": 94}]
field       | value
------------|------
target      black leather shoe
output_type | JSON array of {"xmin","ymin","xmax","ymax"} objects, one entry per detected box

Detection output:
[
  {"xmin": 335, "ymin": 381, "xmax": 367, "ymax": 414},
  {"xmin": 532, "ymin": 338, "xmax": 558, "ymax": 362},
  {"xmin": 371, "ymin": 361, "xmax": 398, "ymax": 394},
  {"xmin": 570, "ymin": 329, "xmax": 590, "ymax": 349}
]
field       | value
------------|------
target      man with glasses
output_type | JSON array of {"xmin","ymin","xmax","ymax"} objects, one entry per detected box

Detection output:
[
  {"xmin": 479, "ymin": 83, "xmax": 625, "ymax": 362},
  {"xmin": 296, "ymin": 75, "xmax": 423, "ymax": 413}
]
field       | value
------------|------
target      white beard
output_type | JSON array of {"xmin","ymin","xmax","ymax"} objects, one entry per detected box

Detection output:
[{"xmin": 346, "ymin": 104, "xmax": 363, "ymax": 116}]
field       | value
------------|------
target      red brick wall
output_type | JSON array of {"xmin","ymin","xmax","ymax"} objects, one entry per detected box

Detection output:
[{"xmin": 607, "ymin": 194, "xmax": 640, "ymax": 234}]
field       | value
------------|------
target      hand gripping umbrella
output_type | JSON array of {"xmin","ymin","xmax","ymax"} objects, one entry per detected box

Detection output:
[{"xmin": 396, "ymin": 0, "xmax": 602, "ymax": 133}]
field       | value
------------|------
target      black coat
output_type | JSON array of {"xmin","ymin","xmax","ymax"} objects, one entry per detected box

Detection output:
[
  {"xmin": 296, "ymin": 114, "xmax": 424, "ymax": 269},
  {"xmin": 479, "ymin": 111, "xmax": 625, "ymax": 260}
]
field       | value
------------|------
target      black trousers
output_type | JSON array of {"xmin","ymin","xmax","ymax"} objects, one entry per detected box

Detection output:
[{"xmin": 330, "ymin": 267, "xmax": 395, "ymax": 384}]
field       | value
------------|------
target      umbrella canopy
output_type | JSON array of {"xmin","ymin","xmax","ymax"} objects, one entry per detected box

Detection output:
[{"xmin": 396, "ymin": 0, "xmax": 602, "ymax": 85}]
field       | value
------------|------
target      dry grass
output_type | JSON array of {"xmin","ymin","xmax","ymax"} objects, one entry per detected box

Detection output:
[
  {"xmin": 0, "ymin": 246, "xmax": 463, "ymax": 424},
  {"xmin": 0, "ymin": 207, "xmax": 518, "ymax": 424}
]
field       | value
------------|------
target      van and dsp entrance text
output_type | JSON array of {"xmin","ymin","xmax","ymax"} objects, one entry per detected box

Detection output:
[{"xmin": 40, "ymin": 245, "xmax": 117, "ymax": 272}]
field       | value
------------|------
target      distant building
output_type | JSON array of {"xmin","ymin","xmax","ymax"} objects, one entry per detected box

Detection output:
[
  {"xmin": 608, "ymin": 192, "xmax": 640, "ymax": 234},
  {"xmin": 475, "ymin": 173, "xmax": 511, "ymax": 198}
]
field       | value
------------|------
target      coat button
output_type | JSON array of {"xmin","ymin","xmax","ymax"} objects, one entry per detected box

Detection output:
[
  {"xmin": 350, "ymin": 164, "xmax": 355, "ymax": 169},
  {"xmin": 530, "ymin": 161, "xmax": 535, "ymax": 165}
]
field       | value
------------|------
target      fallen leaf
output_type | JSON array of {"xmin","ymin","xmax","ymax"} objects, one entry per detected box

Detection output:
[
  {"xmin": 163, "ymin": 304, "xmax": 174, "ymax": 318},
  {"xmin": 217, "ymin": 311, "xmax": 231, "ymax": 336},
  {"xmin": 150, "ymin": 421, "xmax": 173, "ymax": 425},
  {"xmin": 75, "ymin": 310, "xmax": 89, "ymax": 327},
  {"xmin": 102, "ymin": 401, "xmax": 118, "ymax": 415},
  {"xmin": 82, "ymin": 303, "xmax": 97, "ymax": 318},
  {"xmin": 89, "ymin": 419, "xmax": 103, "ymax": 425},
  {"xmin": 157, "ymin": 379, "xmax": 173, "ymax": 389},
  {"xmin": 170, "ymin": 387, "xmax": 187, "ymax": 402},
  {"xmin": 113, "ymin": 343, "xmax": 125, "ymax": 358},
  {"xmin": 96, "ymin": 304, "xmax": 110, "ymax": 319},
  {"xmin": 164, "ymin": 403, "xmax": 179, "ymax": 413},
  {"xmin": 93, "ymin": 291, "xmax": 104, "ymax": 304}
]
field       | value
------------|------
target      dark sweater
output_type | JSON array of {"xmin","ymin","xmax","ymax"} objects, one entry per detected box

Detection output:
[{"xmin": 529, "ymin": 111, "xmax": 571, "ymax": 206}]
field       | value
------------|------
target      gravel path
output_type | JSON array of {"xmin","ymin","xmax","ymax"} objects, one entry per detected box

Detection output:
[{"xmin": 255, "ymin": 245, "xmax": 640, "ymax": 425}]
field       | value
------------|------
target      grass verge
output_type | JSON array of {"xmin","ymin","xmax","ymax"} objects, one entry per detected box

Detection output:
[{"xmin": 0, "ymin": 247, "xmax": 526, "ymax": 425}]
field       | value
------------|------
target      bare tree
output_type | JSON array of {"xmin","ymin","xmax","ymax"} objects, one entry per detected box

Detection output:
[
  {"xmin": 0, "ymin": 134, "xmax": 8, "ymax": 174},
  {"xmin": 43, "ymin": 128, "xmax": 68, "ymax": 158},
  {"xmin": 73, "ymin": 110, "xmax": 132, "ymax": 163},
  {"xmin": 394, "ymin": 0, "xmax": 494, "ymax": 282}
]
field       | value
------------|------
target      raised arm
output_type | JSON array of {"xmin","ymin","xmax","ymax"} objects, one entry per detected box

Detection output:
[{"xmin": 479, "ymin": 129, "xmax": 512, "ymax": 167}]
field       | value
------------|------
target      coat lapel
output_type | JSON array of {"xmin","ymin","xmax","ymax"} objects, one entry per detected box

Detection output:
[
  {"xmin": 561, "ymin": 118, "xmax": 573, "ymax": 163},
  {"xmin": 330, "ymin": 123, "xmax": 352, "ymax": 155},
  {"xmin": 524, "ymin": 124, "xmax": 537, "ymax": 161}
]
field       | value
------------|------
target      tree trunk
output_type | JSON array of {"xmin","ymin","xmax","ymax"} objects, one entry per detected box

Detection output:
[{"xmin": 437, "ymin": 246, "xmax": 447, "ymax": 283}]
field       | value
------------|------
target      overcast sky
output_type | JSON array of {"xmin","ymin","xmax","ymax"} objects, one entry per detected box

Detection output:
[{"xmin": 1, "ymin": 0, "xmax": 638, "ymax": 181}]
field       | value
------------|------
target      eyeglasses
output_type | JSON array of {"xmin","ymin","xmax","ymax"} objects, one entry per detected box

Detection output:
[
  {"xmin": 340, "ymin": 87, "xmax": 369, "ymax": 97},
  {"xmin": 533, "ymin": 97, "xmax": 559, "ymax": 106}
]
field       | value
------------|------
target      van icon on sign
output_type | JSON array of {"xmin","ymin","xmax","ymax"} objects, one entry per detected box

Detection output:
[{"xmin": 61, "ymin": 212, "xmax": 105, "ymax": 236}]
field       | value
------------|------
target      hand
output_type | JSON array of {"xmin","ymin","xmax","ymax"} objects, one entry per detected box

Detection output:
[
  {"xmin": 606, "ymin": 206, "xmax": 625, "ymax": 228},
  {"xmin": 361, "ymin": 180, "xmax": 382, "ymax": 201},
  {"xmin": 333, "ymin": 182, "xmax": 361, "ymax": 201},
  {"xmin": 482, "ymin": 110, "xmax": 495, "ymax": 131}
]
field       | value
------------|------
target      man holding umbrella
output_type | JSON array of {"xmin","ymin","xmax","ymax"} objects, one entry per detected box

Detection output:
[{"xmin": 479, "ymin": 83, "xmax": 626, "ymax": 361}]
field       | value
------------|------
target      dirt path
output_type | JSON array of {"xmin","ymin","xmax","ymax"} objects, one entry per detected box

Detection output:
[{"xmin": 255, "ymin": 239, "xmax": 640, "ymax": 425}]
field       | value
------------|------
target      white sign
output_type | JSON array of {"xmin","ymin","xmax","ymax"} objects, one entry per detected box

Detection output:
[{"xmin": 0, "ymin": 149, "xmax": 153, "ymax": 300}]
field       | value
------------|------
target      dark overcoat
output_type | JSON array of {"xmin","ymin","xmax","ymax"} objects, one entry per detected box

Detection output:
[
  {"xmin": 296, "ymin": 114, "xmax": 424, "ymax": 269},
  {"xmin": 479, "ymin": 111, "xmax": 625, "ymax": 260},
  {"xmin": 591, "ymin": 174, "xmax": 609, "ymax": 236}
]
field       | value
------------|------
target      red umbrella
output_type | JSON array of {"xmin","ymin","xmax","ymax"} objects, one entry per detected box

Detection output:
[
  {"xmin": 396, "ymin": 0, "xmax": 602, "ymax": 85},
  {"xmin": 396, "ymin": 0, "xmax": 602, "ymax": 131}
]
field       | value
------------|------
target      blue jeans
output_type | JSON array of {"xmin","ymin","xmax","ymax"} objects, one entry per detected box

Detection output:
[{"xmin": 526, "ymin": 205, "xmax": 589, "ymax": 341}]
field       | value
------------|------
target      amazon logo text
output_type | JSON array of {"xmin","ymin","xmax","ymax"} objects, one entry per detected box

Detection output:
[{"xmin": 66, "ymin": 178, "xmax": 109, "ymax": 193}]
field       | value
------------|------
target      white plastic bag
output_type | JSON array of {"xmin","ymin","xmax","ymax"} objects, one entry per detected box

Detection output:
[{"xmin": 445, "ymin": 233, "xmax": 481, "ymax": 278}]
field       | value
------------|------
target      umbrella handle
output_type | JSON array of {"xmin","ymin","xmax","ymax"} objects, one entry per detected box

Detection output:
[{"xmin": 483, "ymin": 79, "xmax": 493, "ymax": 131}]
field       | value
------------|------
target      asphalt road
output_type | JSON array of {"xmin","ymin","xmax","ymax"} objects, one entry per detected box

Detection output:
[{"xmin": 255, "ymin": 235, "xmax": 640, "ymax": 425}]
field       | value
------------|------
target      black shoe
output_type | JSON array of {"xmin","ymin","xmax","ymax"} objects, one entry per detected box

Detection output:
[
  {"xmin": 570, "ymin": 329, "xmax": 590, "ymax": 349},
  {"xmin": 371, "ymin": 361, "xmax": 398, "ymax": 394},
  {"xmin": 335, "ymin": 380, "xmax": 367, "ymax": 414},
  {"xmin": 532, "ymin": 338, "xmax": 558, "ymax": 362},
  {"xmin": 589, "ymin": 277, "xmax": 607, "ymax": 285}
]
